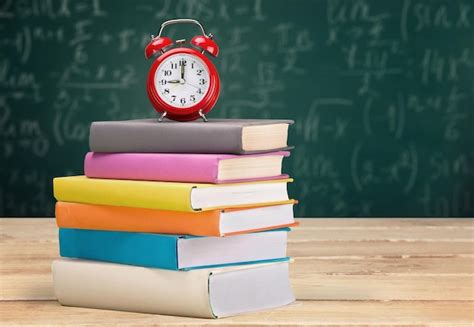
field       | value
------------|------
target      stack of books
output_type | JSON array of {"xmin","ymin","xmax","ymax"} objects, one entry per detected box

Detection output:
[{"xmin": 52, "ymin": 118, "xmax": 297, "ymax": 318}]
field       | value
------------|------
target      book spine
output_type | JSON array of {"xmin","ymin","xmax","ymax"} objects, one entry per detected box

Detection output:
[
  {"xmin": 59, "ymin": 228, "xmax": 180, "ymax": 270},
  {"xmin": 53, "ymin": 177, "xmax": 195, "ymax": 212},
  {"xmin": 84, "ymin": 152, "xmax": 220, "ymax": 183},
  {"xmin": 56, "ymin": 202, "xmax": 223, "ymax": 236},
  {"xmin": 52, "ymin": 259, "xmax": 215, "ymax": 318},
  {"xmin": 89, "ymin": 122, "xmax": 244, "ymax": 154}
]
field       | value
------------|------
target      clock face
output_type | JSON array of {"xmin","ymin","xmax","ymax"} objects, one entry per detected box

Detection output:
[{"xmin": 154, "ymin": 53, "xmax": 211, "ymax": 109}]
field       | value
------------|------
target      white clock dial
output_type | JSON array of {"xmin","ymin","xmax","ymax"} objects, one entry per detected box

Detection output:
[{"xmin": 154, "ymin": 54, "xmax": 211, "ymax": 109}]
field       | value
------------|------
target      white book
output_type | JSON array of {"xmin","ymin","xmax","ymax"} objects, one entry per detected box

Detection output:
[{"xmin": 52, "ymin": 259, "xmax": 295, "ymax": 318}]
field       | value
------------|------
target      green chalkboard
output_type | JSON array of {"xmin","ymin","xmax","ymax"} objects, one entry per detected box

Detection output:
[{"xmin": 1, "ymin": 0, "xmax": 473, "ymax": 217}]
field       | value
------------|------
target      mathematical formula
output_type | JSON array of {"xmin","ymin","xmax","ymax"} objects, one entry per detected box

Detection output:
[{"xmin": 1, "ymin": 0, "xmax": 472, "ymax": 217}]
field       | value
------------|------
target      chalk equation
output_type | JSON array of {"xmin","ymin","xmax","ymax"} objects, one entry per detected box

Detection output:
[{"xmin": 1, "ymin": 0, "xmax": 473, "ymax": 217}]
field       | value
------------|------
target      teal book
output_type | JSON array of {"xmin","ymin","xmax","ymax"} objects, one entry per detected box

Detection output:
[{"xmin": 59, "ymin": 228, "xmax": 290, "ymax": 270}]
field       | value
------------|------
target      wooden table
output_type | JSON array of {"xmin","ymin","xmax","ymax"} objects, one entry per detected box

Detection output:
[{"xmin": 1, "ymin": 218, "xmax": 473, "ymax": 326}]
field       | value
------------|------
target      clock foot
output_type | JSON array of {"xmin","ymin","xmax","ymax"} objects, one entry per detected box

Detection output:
[
  {"xmin": 198, "ymin": 109, "xmax": 208, "ymax": 122},
  {"xmin": 157, "ymin": 111, "xmax": 167, "ymax": 122}
]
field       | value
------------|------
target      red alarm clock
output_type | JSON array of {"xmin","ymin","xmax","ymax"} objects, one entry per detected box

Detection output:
[{"xmin": 145, "ymin": 19, "xmax": 220, "ymax": 122}]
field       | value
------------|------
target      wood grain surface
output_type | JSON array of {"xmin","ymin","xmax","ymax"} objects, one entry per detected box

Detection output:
[{"xmin": 1, "ymin": 218, "xmax": 473, "ymax": 326}]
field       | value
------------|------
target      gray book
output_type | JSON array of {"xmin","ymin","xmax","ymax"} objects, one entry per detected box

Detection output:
[{"xmin": 89, "ymin": 118, "xmax": 294, "ymax": 154}]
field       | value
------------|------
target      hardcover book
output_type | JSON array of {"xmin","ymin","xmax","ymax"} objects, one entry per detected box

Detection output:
[
  {"xmin": 89, "ymin": 118, "xmax": 294, "ymax": 154},
  {"xmin": 55, "ymin": 201, "xmax": 297, "ymax": 236},
  {"xmin": 59, "ymin": 228, "xmax": 290, "ymax": 270},
  {"xmin": 53, "ymin": 259, "xmax": 295, "ymax": 318},
  {"xmin": 84, "ymin": 151, "xmax": 290, "ymax": 183},
  {"xmin": 53, "ymin": 176, "xmax": 292, "ymax": 212}
]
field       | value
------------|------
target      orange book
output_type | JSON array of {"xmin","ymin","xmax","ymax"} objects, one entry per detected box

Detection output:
[{"xmin": 56, "ymin": 201, "xmax": 298, "ymax": 237}]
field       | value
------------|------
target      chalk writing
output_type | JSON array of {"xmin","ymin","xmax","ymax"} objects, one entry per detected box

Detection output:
[{"xmin": 1, "ymin": 0, "xmax": 472, "ymax": 217}]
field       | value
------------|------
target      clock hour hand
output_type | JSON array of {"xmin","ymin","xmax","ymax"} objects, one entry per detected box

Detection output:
[{"xmin": 167, "ymin": 80, "xmax": 180, "ymax": 84}]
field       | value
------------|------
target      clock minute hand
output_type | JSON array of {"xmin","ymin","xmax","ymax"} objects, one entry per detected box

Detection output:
[{"xmin": 180, "ymin": 62, "xmax": 185, "ymax": 80}]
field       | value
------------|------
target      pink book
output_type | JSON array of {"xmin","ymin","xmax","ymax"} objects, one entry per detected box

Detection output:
[{"xmin": 84, "ymin": 152, "xmax": 290, "ymax": 184}]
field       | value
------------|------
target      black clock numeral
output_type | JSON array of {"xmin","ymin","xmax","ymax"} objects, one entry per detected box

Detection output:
[
  {"xmin": 199, "ymin": 78, "xmax": 207, "ymax": 85},
  {"xmin": 197, "ymin": 88, "xmax": 203, "ymax": 94},
  {"xmin": 171, "ymin": 95, "xmax": 176, "ymax": 102},
  {"xmin": 171, "ymin": 62, "xmax": 178, "ymax": 69},
  {"xmin": 180, "ymin": 98, "xmax": 186, "ymax": 105},
  {"xmin": 196, "ymin": 69, "xmax": 203, "ymax": 76},
  {"xmin": 190, "ymin": 95, "xmax": 196, "ymax": 102},
  {"xmin": 160, "ymin": 79, "xmax": 167, "ymax": 85},
  {"xmin": 163, "ymin": 88, "xmax": 170, "ymax": 94},
  {"xmin": 164, "ymin": 70, "xmax": 172, "ymax": 76},
  {"xmin": 191, "ymin": 62, "xmax": 195, "ymax": 69},
  {"xmin": 179, "ymin": 59, "xmax": 187, "ymax": 66}
]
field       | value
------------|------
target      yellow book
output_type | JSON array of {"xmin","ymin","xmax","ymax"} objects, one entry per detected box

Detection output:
[{"xmin": 53, "ymin": 176, "xmax": 293, "ymax": 212}]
